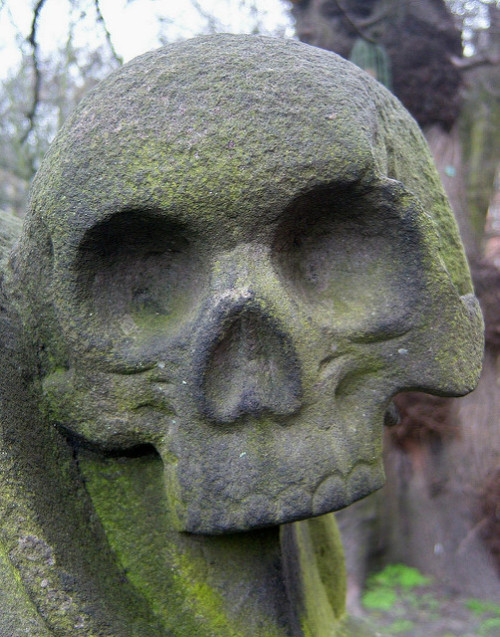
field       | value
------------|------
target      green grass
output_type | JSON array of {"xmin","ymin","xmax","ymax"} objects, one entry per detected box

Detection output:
[
  {"xmin": 367, "ymin": 564, "xmax": 431, "ymax": 589},
  {"xmin": 464, "ymin": 599, "xmax": 500, "ymax": 636},
  {"xmin": 362, "ymin": 587, "xmax": 398, "ymax": 611},
  {"xmin": 387, "ymin": 619, "xmax": 415, "ymax": 633},
  {"xmin": 465, "ymin": 598, "xmax": 500, "ymax": 617},
  {"xmin": 361, "ymin": 565, "xmax": 500, "ymax": 636},
  {"xmin": 479, "ymin": 617, "xmax": 500, "ymax": 635},
  {"xmin": 361, "ymin": 564, "xmax": 432, "ymax": 612}
]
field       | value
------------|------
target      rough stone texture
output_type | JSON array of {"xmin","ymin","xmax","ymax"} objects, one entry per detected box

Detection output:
[{"xmin": 0, "ymin": 35, "xmax": 483, "ymax": 635}]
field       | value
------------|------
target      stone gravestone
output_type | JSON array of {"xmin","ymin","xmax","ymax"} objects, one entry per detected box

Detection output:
[{"xmin": 0, "ymin": 35, "xmax": 483, "ymax": 636}]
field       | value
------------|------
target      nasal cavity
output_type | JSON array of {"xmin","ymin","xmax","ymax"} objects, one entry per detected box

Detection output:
[{"xmin": 202, "ymin": 309, "xmax": 302, "ymax": 424}]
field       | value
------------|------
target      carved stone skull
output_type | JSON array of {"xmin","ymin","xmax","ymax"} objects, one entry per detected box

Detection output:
[{"xmin": 16, "ymin": 35, "xmax": 483, "ymax": 536}]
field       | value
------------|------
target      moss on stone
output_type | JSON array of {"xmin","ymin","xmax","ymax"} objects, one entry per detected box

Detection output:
[{"xmin": 79, "ymin": 451, "xmax": 291, "ymax": 637}]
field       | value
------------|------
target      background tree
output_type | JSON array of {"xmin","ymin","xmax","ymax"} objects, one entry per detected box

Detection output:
[
  {"xmin": 0, "ymin": 0, "xmax": 121, "ymax": 215},
  {"xmin": 290, "ymin": 0, "xmax": 500, "ymax": 602},
  {"xmin": 0, "ymin": 43, "xmax": 118, "ymax": 215}
]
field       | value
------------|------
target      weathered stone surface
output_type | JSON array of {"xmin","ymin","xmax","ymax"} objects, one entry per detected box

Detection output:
[{"xmin": 0, "ymin": 34, "xmax": 483, "ymax": 636}]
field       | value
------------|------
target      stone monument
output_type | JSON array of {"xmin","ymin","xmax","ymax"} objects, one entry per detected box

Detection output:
[{"xmin": 0, "ymin": 35, "xmax": 483, "ymax": 636}]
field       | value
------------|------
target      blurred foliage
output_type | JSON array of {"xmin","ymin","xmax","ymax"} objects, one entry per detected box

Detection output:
[
  {"xmin": 362, "ymin": 564, "xmax": 432, "ymax": 611},
  {"xmin": 465, "ymin": 598, "xmax": 500, "ymax": 615}
]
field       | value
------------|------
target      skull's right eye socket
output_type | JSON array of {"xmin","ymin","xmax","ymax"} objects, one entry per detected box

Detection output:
[
  {"xmin": 75, "ymin": 210, "xmax": 199, "ymax": 335},
  {"xmin": 273, "ymin": 185, "xmax": 422, "ymax": 341}
]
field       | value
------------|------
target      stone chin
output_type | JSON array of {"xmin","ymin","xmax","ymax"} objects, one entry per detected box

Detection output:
[
  {"xmin": 176, "ymin": 461, "xmax": 385, "ymax": 535},
  {"xmin": 155, "ymin": 401, "xmax": 389, "ymax": 534}
]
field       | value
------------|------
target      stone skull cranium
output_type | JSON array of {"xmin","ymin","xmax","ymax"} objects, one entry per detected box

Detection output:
[{"xmin": 15, "ymin": 35, "xmax": 483, "ymax": 535}]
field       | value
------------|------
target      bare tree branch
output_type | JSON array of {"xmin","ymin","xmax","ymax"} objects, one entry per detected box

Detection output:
[
  {"xmin": 332, "ymin": 0, "xmax": 378, "ymax": 44},
  {"xmin": 94, "ymin": 0, "xmax": 123, "ymax": 65},
  {"xmin": 190, "ymin": 0, "xmax": 223, "ymax": 34},
  {"xmin": 20, "ymin": 0, "xmax": 47, "ymax": 146},
  {"xmin": 451, "ymin": 53, "xmax": 500, "ymax": 69},
  {"xmin": 356, "ymin": 1, "xmax": 398, "ymax": 30}
]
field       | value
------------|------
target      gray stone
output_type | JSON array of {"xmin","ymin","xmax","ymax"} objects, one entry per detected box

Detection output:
[{"xmin": 0, "ymin": 34, "xmax": 483, "ymax": 636}]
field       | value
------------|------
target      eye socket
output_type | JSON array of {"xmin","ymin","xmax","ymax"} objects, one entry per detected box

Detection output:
[
  {"xmin": 273, "ymin": 185, "xmax": 422, "ymax": 341},
  {"xmin": 76, "ymin": 210, "xmax": 200, "ymax": 334}
]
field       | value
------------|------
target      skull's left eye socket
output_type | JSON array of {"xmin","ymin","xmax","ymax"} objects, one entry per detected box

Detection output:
[{"xmin": 75, "ymin": 210, "xmax": 200, "ymax": 335}]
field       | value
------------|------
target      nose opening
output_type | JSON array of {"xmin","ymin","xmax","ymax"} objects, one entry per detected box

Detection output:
[{"xmin": 201, "ymin": 307, "xmax": 302, "ymax": 424}]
